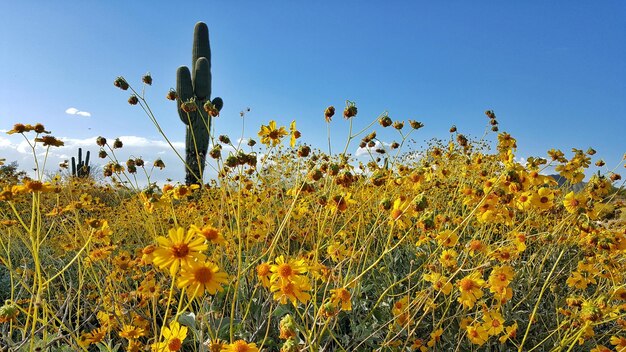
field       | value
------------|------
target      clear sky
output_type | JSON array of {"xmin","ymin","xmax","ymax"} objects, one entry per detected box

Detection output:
[{"xmin": 1, "ymin": 1, "xmax": 624, "ymax": 185}]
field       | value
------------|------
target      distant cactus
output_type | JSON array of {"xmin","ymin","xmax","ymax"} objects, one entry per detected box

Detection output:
[
  {"xmin": 177, "ymin": 22, "xmax": 223, "ymax": 185},
  {"xmin": 71, "ymin": 148, "xmax": 91, "ymax": 178}
]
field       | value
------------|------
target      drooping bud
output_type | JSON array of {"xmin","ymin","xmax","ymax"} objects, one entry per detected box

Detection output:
[
  {"xmin": 324, "ymin": 106, "xmax": 335, "ymax": 122},
  {"xmin": 166, "ymin": 89, "xmax": 177, "ymax": 101},
  {"xmin": 114, "ymin": 77, "xmax": 129, "ymax": 90},
  {"xmin": 142, "ymin": 73, "xmax": 153, "ymax": 85},
  {"xmin": 96, "ymin": 136, "xmax": 107, "ymax": 147}
]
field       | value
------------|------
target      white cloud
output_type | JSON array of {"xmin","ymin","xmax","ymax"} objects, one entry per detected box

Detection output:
[
  {"xmin": 0, "ymin": 136, "xmax": 13, "ymax": 148},
  {"xmin": 65, "ymin": 107, "xmax": 92, "ymax": 117}
]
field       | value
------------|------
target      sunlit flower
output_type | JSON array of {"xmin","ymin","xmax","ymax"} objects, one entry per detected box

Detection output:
[
  {"xmin": 563, "ymin": 191, "xmax": 586, "ymax": 214},
  {"xmin": 329, "ymin": 287, "xmax": 352, "ymax": 311},
  {"xmin": 189, "ymin": 224, "xmax": 226, "ymax": 246},
  {"xmin": 221, "ymin": 340, "xmax": 259, "ymax": 352},
  {"xmin": 457, "ymin": 272, "xmax": 485, "ymax": 309},
  {"xmin": 488, "ymin": 265, "xmax": 515, "ymax": 290},
  {"xmin": 177, "ymin": 261, "xmax": 229, "ymax": 298},
  {"xmin": 289, "ymin": 120, "xmax": 300, "ymax": 148},
  {"xmin": 439, "ymin": 249, "xmax": 458, "ymax": 268},
  {"xmin": 499, "ymin": 322, "xmax": 518, "ymax": 344},
  {"xmin": 152, "ymin": 321, "xmax": 187, "ymax": 352},
  {"xmin": 423, "ymin": 272, "xmax": 453, "ymax": 295},
  {"xmin": 435, "ymin": 229, "xmax": 458, "ymax": 247},
  {"xmin": 482, "ymin": 310, "xmax": 505, "ymax": 336},
  {"xmin": 258, "ymin": 120, "xmax": 288, "ymax": 146},
  {"xmin": 427, "ymin": 328, "xmax": 443, "ymax": 348},
  {"xmin": 153, "ymin": 227, "xmax": 207, "ymax": 276},
  {"xmin": 256, "ymin": 262, "xmax": 272, "ymax": 288},
  {"xmin": 270, "ymin": 275, "xmax": 312, "ymax": 306},
  {"xmin": 466, "ymin": 324, "xmax": 489, "ymax": 345},
  {"xmin": 531, "ymin": 187, "xmax": 554, "ymax": 210},
  {"xmin": 610, "ymin": 335, "xmax": 626, "ymax": 351},
  {"xmin": 119, "ymin": 324, "xmax": 146, "ymax": 340},
  {"xmin": 270, "ymin": 256, "xmax": 308, "ymax": 283}
]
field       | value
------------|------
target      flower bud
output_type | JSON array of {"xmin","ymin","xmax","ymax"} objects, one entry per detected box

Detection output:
[
  {"xmin": 166, "ymin": 89, "xmax": 177, "ymax": 101},
  {"xmin": 96, "ymin": 136, "xmax": 107, "ymax": 147},
  {"xmin": 114, "ymin": 77, "xmax": 129, "ymax": 90},
  {"xmin": 324, "ymin": 106, "xmax": 335, "ymax": 122},
  {"xmin": 142, "ymin": 73, "xmax": 152, "ymax": 85}
]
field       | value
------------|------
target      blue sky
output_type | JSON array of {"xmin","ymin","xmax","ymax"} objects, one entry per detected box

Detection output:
[{"xmin": 1, "ymin": 1, "xmax": 624, "ymax": 184}]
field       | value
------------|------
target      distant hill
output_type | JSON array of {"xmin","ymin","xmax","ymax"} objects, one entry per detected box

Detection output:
[{"xmin": 549, "ymin": 174, "xmax": 586, "ymax": 192}]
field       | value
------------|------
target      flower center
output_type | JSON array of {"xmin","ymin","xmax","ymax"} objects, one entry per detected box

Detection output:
[
  {"xmin": 278, "ymin": 264, "xmax": 293, "ymax": 278},
  {"xmin": 282, "ymin": 282, "xmax": 295, "ymax": 295},
  {"xmin": 460, "ymin": 278, "xmax": 475, "ymax": 291},
  {"xmin": 171, "ymin": 243, "xmax": 190, "ymax": 258},
  {"xmin": 204, "ymin": 228, "xmax": 219, "ymax": 240},
  {"xmin": 168, "ymin": 337, "xmax": 182, "ymax": 351},
  {"xmin": 540, "ymin": 196, "xmax": 549, "ymax": 204},
  {"xmin": 194, "ymin": 267, "xmax": 214, "ymax": 284}
]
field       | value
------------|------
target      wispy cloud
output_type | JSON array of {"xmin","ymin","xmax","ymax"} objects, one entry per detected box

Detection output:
[{"xmin": 65, "ymin": 107, "xmax": 91, "ymax": 117}]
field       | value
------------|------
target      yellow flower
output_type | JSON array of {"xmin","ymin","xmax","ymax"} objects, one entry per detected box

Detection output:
[
  {"xmin": 221, "ymin": 340, "xmax": 259, "ymax": 352},
  {"xmin": 153, "ymin": 227, "xmax": 208, "ymax": 276},
  {"xmin": 189, "ymin": 224, "xmax": 226, "ymax": 246},
  {"xmin": 531, "ymin": 187, "xmax": 554, "ymax": 210},
  {"xmin": 289, "ymin": 120, "xmax": 300, "ymax": 148},
  {"xmin": 12, "ymin": 179, "xmax": 56, "ymax": 195},
  {"xmin": 329, "ymin": 287, "xmax": 352, "ymax": 311},
  {"xmin": 457, "ymin": 272, "xmax": 485, "ymax": 309},
  {"xmin": 327, "ymin": 241, "xmax": 351, "ymax": 262},
  {"xmin": 488, "ymin": 265, "xmax": 515, "ymax": 290},
  {"xmin": 427, "ymin": 328, "xmax": 443, "ymax": 348},
  {"xmin": 435, "ymin": 229, "xmax": 458, "ymax": 247},
  {"xmin": 35, "ymin": 135, "xmax": 64, "ymax": 147},
  {"xmin": 270, "ymin": 256, "xmax": 308, "ymax": 283},
  {"xmin": 499, "ymin": 322, "xmax": 518, "ymax": 344},
  {"xmin": 270, "ymin": 275, "xmax": 312, "ymax": 306},
  {"xmin": 514, "ymin": 191, "xmax": 533, "ymax": 211},
  {"xmin": 466, "ymin": 324, "xmax": 489, "ymax": 346},
  {"xmin": 566, "ymin": 271, "xmax": 596, "ymax": 290},
  {"xmin": 177, "ymin": 261, "xmax": 229, "ymax": 299},
  {"xmin": 482, "ymin": 310, "xmax": 505, "ymax": 336},
  {"xmin": 610, "ymin": 335, "xmax": 626, "ymax": 351},
  {"xmin": 423, "ymin": 272, "xmax": 453, "ymax": 295},
  {"xmin": 563, "ymin": 191, "xmax": 586, "ymax": 214},
  {"xmin": 153, "ymin": 321, "xmax": 187, "ymax": 352},
  {"xmin": 256, "ymin": 262, "xmax": 272, "ymax": 288},
  {"xmin": 258, "ymin": 120, "xmax": 288, "ymax": 146},
  {"xmin": 439, "ymin": 249, "xmax": 458, "ymax": 268},
  {"xmin": 119, "ymin": 324, "xmax": 146, "ymax": 340}
]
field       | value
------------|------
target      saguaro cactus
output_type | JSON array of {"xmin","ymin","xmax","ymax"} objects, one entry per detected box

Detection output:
[
  {"xmin": 177, "ymin": 22, "xmax": 223, "ymax": 185},
  {"xmin": 71, "ymin": 148, "xmax": 91, "ymax": 178}
]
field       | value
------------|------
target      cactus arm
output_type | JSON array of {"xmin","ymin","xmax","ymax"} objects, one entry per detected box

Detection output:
[
  {"xmin": 212, "ymin": 97, "xmax": 223, "ymax": 112},
  {"xmin": 193, "ymin": 57, "xmax": 210, "ymax": 99},
  {"xmin": 84, "ymin": 151, "xmax": 90, "ymax": 170},
  {"xmin": 71, "ymin": 157, "xmax": 76, "ymax": 176},
  {"xmin": 192, "ymin": 22, "xmax": 211, "ymax": 76},
  {"xmin": 176, "ymin": 66, "xmax": 194, "ymax": 125}
]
